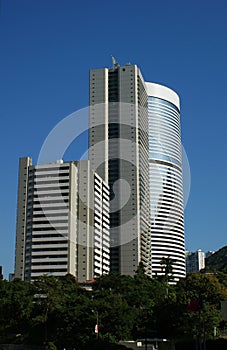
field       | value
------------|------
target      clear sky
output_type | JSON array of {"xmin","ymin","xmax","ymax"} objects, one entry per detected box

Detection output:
[{"xmin": 0, "ymin": 0, "xmax": 226, "ymax": 278}]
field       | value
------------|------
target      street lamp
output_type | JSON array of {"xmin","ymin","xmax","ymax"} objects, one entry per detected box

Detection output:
[{"xmin": 94, "ymin": 311, "xmax": 99, "ymax": 339}]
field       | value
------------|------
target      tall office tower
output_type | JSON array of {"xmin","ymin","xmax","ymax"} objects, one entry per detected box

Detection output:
[
  {"xmin": 89, "ymin": 62, "xmax": 151, "ymax": 276},
  {"xmin": 146, "ymin": 83, "xmax": 186, "ymax": 281},
  {"xmin": 186, "ymin": 249, "xmax": 205, "ymax": 274},
  {"xmin": 14, "ymin": 157, "xmax": 110, "ymax": 282}
]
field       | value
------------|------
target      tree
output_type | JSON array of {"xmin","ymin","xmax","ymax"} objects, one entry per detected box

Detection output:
[
  {"xmin": 0, "ymin": 279, "xmax": 34, "ymax": 343},
  {"xmin": 175, "ymin": 273, "xmax": 227, "ymax": 341},
  {"xmin": 31, "ymin": 274, "xmax": 94, "ymax": 348},
  {"xmin": 160, "ymin": 256, "xmax": 175, "ymax": 282}
]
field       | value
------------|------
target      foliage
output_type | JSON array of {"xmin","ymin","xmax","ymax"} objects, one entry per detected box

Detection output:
[
  {"xmin": 204, "ymin": 246, "xmax": 227, "ymax": 273},
  {"xmin": 0, "ymin": 268, "xmax": 226, "ymax": 348},
  {"xmin": 175, "ymin": 273, "xmax": 227, "ymax": 340},
  {"xmin": 159, "ymin": 256, "xmax": 175, "ymax": 282},
  {"xmin": 46, "ymin": 342, "xmax": 57, "ymax": 350},
  {"xmin": 0, "ymin": 278, "xmax": 34, "ymax": 343}
]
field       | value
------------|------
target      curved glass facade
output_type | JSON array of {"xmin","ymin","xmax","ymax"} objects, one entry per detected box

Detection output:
[{"xmin": 146, "ymin": 83, "xmax": 185, "ymax": 282}]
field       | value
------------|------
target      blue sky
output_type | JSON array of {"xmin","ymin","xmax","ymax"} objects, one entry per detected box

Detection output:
[{"xmin": 0, "ymin": 0, "xmax": 226, "ymax": 278}]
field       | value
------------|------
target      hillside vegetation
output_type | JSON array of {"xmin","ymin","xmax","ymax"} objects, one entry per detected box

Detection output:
[{"xmin": 205, "ymin": 246, "xmax": 227, "ymax": 273}]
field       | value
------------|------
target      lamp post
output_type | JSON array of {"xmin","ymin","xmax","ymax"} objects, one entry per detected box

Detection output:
[
  {"xmin": 94, "ymin": 311, "xmax": 99, "ymax": 340},
  {"xmin": 92, "ymin": 295, "xmax": 99, "ymax": 340},
  {"xmin": 145, "ymin": 337, "xmax": 148, "ymax": 350}
]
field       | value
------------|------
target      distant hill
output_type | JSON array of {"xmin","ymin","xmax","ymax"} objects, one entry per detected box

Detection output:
[{"xmin": 205, "ymin": 246, "xmax": 227, "ymax": 273}]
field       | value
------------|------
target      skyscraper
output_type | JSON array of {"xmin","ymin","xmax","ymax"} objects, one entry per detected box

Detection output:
[
  {"xmin": 14, "ymin": 157, "xmax": 110, "ymax": 282},
  {"xmin": 146, "ymin": 82, "xmax": 186, "ymax": 281},
  {"xmin": 15, "ymin": 61, "xmax": 186, "ymax": 282},
  {"xmin": 89, "ymin": 62, "xmax": 151, "ymax": 276}
]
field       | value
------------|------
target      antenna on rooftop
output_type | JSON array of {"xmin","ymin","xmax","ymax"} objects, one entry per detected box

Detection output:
[{"xmin": 111, "ymin": 56, "xmax": 120, "ymax": 69}]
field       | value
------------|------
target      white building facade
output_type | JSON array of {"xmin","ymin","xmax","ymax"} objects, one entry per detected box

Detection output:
[
  {"xmin": 146, "ymin": 82, "xmax": 186, "ymax": 281},
  {"xmin": 186, "ymin": 249, "xmax": 205, "ymax": 273},
  {"xmin": 14, "ymin": 158, "xmax": 110, "ymax": 282}
]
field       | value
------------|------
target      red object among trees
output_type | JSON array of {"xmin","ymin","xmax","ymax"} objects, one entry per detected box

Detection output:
[{"xmin": 186, "ymin": 299, "xmax": 202, "ymax": 312}]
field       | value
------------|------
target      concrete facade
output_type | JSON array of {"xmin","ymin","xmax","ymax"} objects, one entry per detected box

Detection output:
[
  {"xmin": 186, "ymin": 249, "xmax": 205, "ymax": 274},
  {"xmin": 14, "ymin": 158, "xmax": 110, "ymax": 282},
  {"xmin": 89, "ymin": 63, "xmax": 151, "ymax": 276}
]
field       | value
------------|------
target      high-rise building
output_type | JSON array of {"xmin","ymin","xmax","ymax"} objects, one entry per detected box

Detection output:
[
  {"xmin": 14, "ymin": 157, "xmax": 110, "ymax": 282},
  {"xmin": 89, "ymin": 62, "xmax": 151, "ymax": 276},
  {"xmin": 145, "ymin": 82, "xmax": 186, "ymax": 281},
  {"xmin": 186, "ymin": 249, "xmax": 205, "ymax": 273},
  {"xmin": 8, "ymin": 273, "xmax": 15, "ymax": 282}
]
